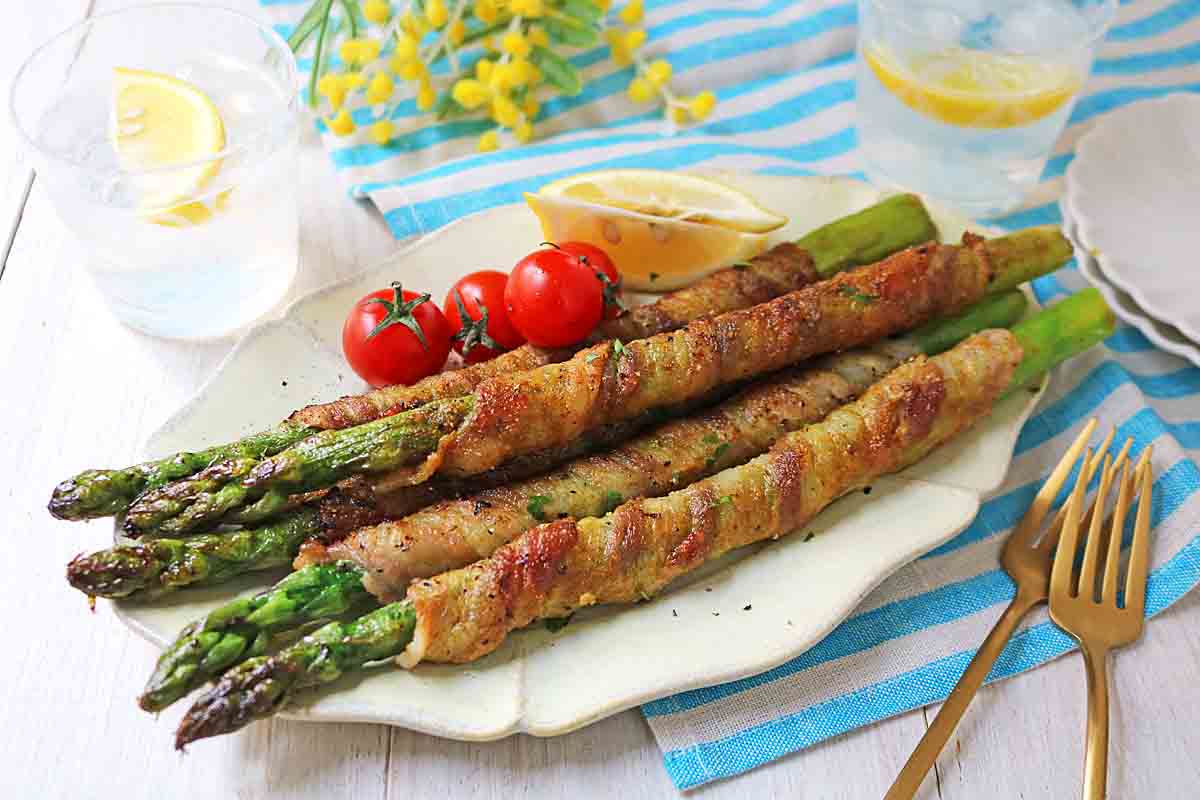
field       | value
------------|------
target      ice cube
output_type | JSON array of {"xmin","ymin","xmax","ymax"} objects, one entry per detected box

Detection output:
[{"xmin": 994, "ymin": 2, "xmax": 1089, "ymax": 53}]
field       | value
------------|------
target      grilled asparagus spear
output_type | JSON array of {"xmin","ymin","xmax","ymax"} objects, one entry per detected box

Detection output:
[
  {"xmin": 49, "ymin": 195, "xmax": 935, "ymax": 522},
  {"xmin": 137, "ymin": 292, "xmax": 1026, "ymax": 710},
  {"xmin": 126, "ymin": 228, "xmax": 1071, "ymax": 537},
  {"xmin": 172, "ymin": 290, "xmax": 1115, "ymax": 747},
  {"xmin": 68, "ymin": 396, "xmax": 725, "ymax": 600}
]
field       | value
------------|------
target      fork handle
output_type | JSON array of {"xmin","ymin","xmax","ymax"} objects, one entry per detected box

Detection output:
[
  {"xmin": 885, "ymin": 591, "xmax": 1040, "ymax": 800},
  {"xmin": 1080, "ymin": 640, "xmax": 1111, "ymax": 800}
]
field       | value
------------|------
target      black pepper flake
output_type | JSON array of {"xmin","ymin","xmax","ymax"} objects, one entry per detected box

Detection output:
[
  {"xmin": 743, "ymin": 604, "xmax": 752, "ymax": 611},
  {"xmin": 712, "ymin": 612, "xmax": 720, "ymax": 617},
  {"xmin": 862, "ymin": 486, "xmax": 872, "ymax": 495},
  {"xmin": 804, "ymin": 532, "xmax": 815, "ymax": 542},
  {"xmin": 281, "ymin": 380, "xmax": 288, "ymax": 387},
  {"xmin": 672, "ymin": 609, "xmax": 678, "ymax": 617}
]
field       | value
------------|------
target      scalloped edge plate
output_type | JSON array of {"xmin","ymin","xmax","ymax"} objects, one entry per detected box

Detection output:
[
  {"xmin": 1061, "ymin": 198, "xmax": 1200, "ymax": 367},
  {"xmin": 1066, "ymin": 93, "xmax": 1200, "ymax": 346},
  {"xmin": 116, "ymin": 174, "xmax": 1045, "ymax": 740}
]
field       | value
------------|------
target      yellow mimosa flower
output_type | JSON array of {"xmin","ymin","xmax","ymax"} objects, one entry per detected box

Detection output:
[
  {"xmin": 478, "ymin": 129, "xmax": 500, "ymax": 151},
  {"xmin": 327, "ymin": 109, "xmax": 356, "ymax": 135},
  {"xmin": 449, "ymin": 19, "xmax": 466, "ymax": 46},
  {"xmin": 417, "ymin": 81, "xmax": 437, "ymax": 111},
  {"xmin": 620, "ymin": 0, "xmax": 644, "ymax": 26},
  {"xmin": 529, "ymin": 25, "xmax": 550, "ymax": 48},
  {"xmin": 452, "ymin": 78, "xmax": 490, "ymax": 109},
  {"xmin": 363, "ymin": 0, "xmax": 391, "ymax": 25},
  {"xmin": 645, "ymin": 59, "xmax": 672, "ymax": 86},
  {"xmin": 502, "ymin": 31, "xmax": 532, "ymax": 58},
  {"xmin": 474, "ymin": 0, "xmax": 499, "ymax": 24},
  {"xmin": 689, "ymin": 91, "xmax": 717, "ymax": 120},
  {"xmin": 425, "ymin": 0, "xmax": 449, "ymax": 28},
  {"xmin": 627, "ymin": 76, "xmax": 656, "ymax": 103},
  {"xmin": 491, "ymin": 93, "xmax": 522, "ymax": 127},
  {"xmin": 369, "ymin": 119, "xmax": 395, "ymax": 144},
  {"xmin": 514, "ymin": 119, "xmax": 535, "ymax": 143},
  {"xmin": 366, "ymin": 72, "xmax": 394, "ymax": 104},
  {"xmin": 339, "ymin": 38, "xmax": 381, "ymax": 67},
  {"xmin": 511, "ymin": 0, "xmax": 545, "ymax": 17}
]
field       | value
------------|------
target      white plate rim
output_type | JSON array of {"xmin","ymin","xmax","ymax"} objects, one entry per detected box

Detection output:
[{"xmin": 1065, "ymin": 92, "xmax": 1200, "ymax": 345}]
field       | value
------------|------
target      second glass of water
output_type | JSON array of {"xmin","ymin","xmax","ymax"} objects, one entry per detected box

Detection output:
[
  {"xmin": 11, "ymin": 4, "xmax": 300, "ymax": 339},
  {"xmin": 856, "ymin": 0, "xmax": 1116, "ymax": 217}
]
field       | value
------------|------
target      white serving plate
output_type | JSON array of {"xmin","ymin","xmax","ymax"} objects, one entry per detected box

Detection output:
[
  {"xmin": 1061, "ymin": 202, "xmax": 1200, "ymax": 367},
  {"xmin": 1065, "ymin": 93, "xmax": 1200, "ymax": 347},
  {"xmin": 117, "ymin": 175, "xmax": 1044, "ymax": 740}
]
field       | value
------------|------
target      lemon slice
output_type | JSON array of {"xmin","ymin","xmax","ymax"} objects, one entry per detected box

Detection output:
[
  {"xmin": 526, "ymin": 192, "xmax": 771, "ymax": 292},
  {"xmin": 865, "ymin": 46, "xmax": 1079, "ymax": 129},
  {"xmin": 537, "ymin": 169, "xmax": 788, "ymax": 234},
  {"xmin": 109, "ymin": 67, "xmax": 226, "ymax": 224}
]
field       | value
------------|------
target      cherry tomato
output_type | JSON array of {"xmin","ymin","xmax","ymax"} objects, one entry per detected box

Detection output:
[
  {"xmin": 558, "ymin": 242, "xmax": 624, "ymax": 320},
  {"xmin": 443, "ymin": 270, "xmax": 525, "ymax": 364},
  {"xmin": 342, "ymin": 282, "xmax": 452, "ymax": 388},
  {"xmin": 505, "ymin": 246, "xmax": 604, "ymax": 348}
]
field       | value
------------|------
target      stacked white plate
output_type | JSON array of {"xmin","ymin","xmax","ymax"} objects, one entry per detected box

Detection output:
[{"xmin": 1063, "ymin": 93, "xmax": 1200, "ymax": 367}]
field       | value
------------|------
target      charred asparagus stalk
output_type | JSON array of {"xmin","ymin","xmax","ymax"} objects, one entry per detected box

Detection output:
[
  {"xmin": 126, "ymin": 228, "xmax": 1071, "ymax": 537},
  {"xmin": 172, "ymin": 290, "xmax": 1115, "ymax": 747},
  {"xmin": 137, "ymin": 292, "xmax": 1026, "ymax": 710},
  {"xmin": 68, "ymin": 396, "xmax": 726, "ymax": 600},
  {"xmin": 49, "ymin": 195, "xmax": 935, "ymax": 522}
]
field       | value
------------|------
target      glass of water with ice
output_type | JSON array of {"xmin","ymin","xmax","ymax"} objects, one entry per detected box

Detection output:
[
  {"xmin": 10, "ymin": 4, "xmax": 300, "ymax": 339},
  {"xmin": 856, "ymin": 0, "xmax": 1115, "ymax": 217}
]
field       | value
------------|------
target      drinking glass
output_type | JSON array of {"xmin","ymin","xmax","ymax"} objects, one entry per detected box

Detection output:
[
  {"xmin": 10, "ymin": 4, "xmax": 300, "ymax": 339},
  {"xmin": 856, "ymin": 0, "xmax": 1116, "ymax": 217}
]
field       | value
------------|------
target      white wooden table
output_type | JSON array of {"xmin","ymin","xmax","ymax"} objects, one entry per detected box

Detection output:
[{"xmin": 3, "ymin": 2, "xmax": 1198, "ymax": 797}]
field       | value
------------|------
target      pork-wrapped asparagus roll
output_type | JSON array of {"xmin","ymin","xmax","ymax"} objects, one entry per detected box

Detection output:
[
  {"xmin": 170, "ymin": 290, "xmax": 1116, "ymax": 745},
  {"xmin": 124, "ymin": 228, "xmax": 1071, "ymax": 537}
]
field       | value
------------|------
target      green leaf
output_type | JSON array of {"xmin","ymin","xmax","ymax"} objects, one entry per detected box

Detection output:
[
  {"xmin": 560, "ymin": 0, "xmax": 604, "ymax": 23},
  {"xmin": 527, "ymin": 495, "xmax": 552, "ymax": 522},
  {"xmin": 531, "ymin": 46, "xmax": 583, "ymax": 96},
  {"xmin": 543, "ymin": 15, "xmax": 600, "ymax": 47},
  {"xmin": 612, "ymin": 338, "xmax": 628, "ymax": 360}
]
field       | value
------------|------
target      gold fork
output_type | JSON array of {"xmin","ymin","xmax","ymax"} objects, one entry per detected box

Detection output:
[
  {"xmin": 887, "ymin": 419, "xmax": 1118, "ymax": 799},
  {"xmin": 1050, "ymin": 444, "xmax": 1155, "ymax": 800}
]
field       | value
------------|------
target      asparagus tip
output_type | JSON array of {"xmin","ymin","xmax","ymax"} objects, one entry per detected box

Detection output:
[
  {"xmin": 66, "ymin": 547, "xmax": 156, "ymax": 599},
  {"xmin": 174, "ymin": 657, "xmax": 293, "ymax": 749}
]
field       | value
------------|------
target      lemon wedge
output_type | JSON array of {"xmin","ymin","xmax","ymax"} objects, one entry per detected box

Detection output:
[
  {"xmin": 538, "ymin": 169, "xmax": 788, "ymax": 233},
  {"xmin": 109, "ymin": 67, "xmax": 226, "ymax": 224},
  {"xmin": 865, "ymin": 46, "xmax": 1079, "ymax": 129},
  {"xmin": 528, "ymin": 170, "xmax": 787, "ymax": 290}
]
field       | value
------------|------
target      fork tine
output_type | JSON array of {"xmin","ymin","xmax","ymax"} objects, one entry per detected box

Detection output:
[
  {"xmin": 1124, "ymin": 451, "xmax": 1155, "ymax": 616},
  {"xmin": 1051, "ymin": 447, "xmax": 1093, "ymax": 599},
  {"xmin": 1013, "ymin": 419, "xmax": 1099, "ymax": 548},
  {"xmin": 1101, "ymin": 460, "xmax": 1135, "ymax": 605},
  {"xmin": 1078, "ymin": 454, "xmax": 1116, "ymax": 601},
  {"xmin": 1036, "ymin": 426, "xmax": 1114, "ymax": 554}
]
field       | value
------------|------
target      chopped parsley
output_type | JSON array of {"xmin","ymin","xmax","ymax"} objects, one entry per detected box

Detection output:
[
  {"xmin": 732, "ymin": 261, "xmax": 753, "ymax": 271},
  {"xmin": 527, "ymin": 495, "xmax": 552, "ymax": 522},
  {"xmin": 705, "ymin": 441, "xmax": 731, "ymax": 470},
  {"xmin": 612, "ymin": 338, "xmax": 628, "ymax": 360},
  {"xmin": 702, "ymin": 433, "xmax": 721, "ymax": 446},
  {"xmin": 839, "ymin": 285, "xmax": 879, "ymax": 305},
  {"xmin": 717, "ymin": 495, "xmax": 733, "ymax": 507},
  {"xmin": 545, "ymin": 613, "xmax": 574, "ymax": 632},
  {"xmin": 586, "ymin": 352, "xmax": 600, "ymax": 364},
  {"xmin": 599, "ymin": 489, "xmax": 624, "ymax": 514}
]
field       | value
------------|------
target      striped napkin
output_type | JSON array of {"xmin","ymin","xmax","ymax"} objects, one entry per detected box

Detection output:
[{"xmin": 261, "ymin": 0, "xmax": 1200, "ymax": 789}]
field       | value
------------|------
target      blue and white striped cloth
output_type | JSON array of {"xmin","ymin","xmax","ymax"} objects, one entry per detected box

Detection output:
[{"xmin": 261, "ymin": 0, "xmax": 1200, "ymax": 789}]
